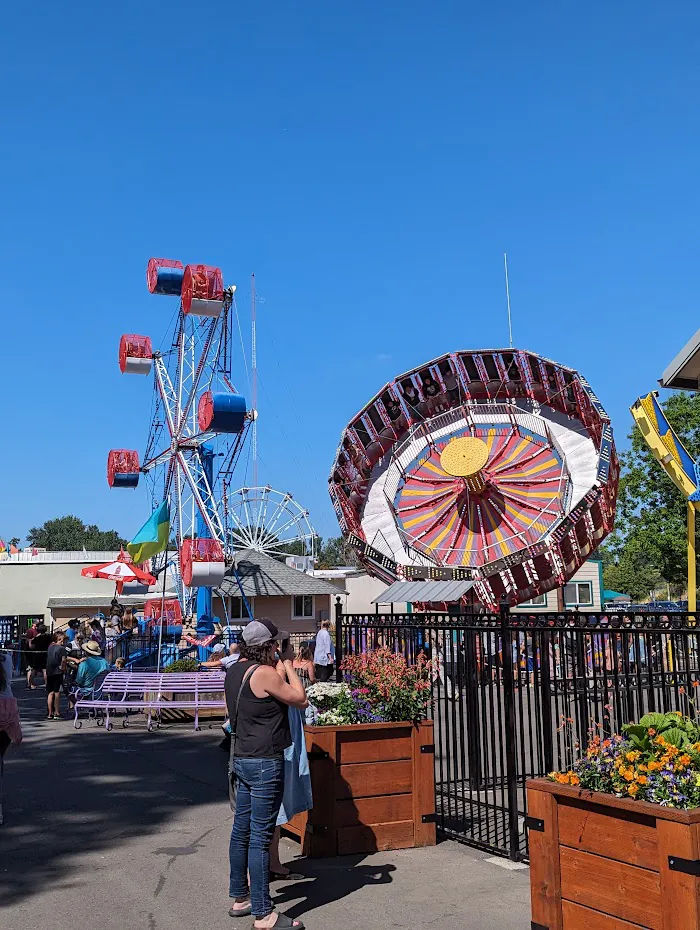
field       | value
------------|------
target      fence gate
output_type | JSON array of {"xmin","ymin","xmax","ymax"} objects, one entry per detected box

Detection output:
[{"xmin": 337, "ymin": 604, "xmax": 700, "ymax": 860}]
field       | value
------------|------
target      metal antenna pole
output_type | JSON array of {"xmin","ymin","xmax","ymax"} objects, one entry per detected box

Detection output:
[
  {"xmin": 251, "ymin": 273, "xmax": 258, "ymax": 488},
  {"xmin": 504, "ymin": 252, "xmax": 513, "ymax": 348}
]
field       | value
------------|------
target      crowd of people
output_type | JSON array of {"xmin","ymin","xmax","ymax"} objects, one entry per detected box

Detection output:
[{"xmin": 20, "ymin": 614, "xmax": 114, "ymax": 719}]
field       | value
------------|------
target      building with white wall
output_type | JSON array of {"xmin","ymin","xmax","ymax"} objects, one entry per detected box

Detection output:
[
  {"xmin": 315, "ymin": 559, "xmax": 604, "ymax": 613},
  {"xmin": 0, "ymin": 551, "xmax": 124, "ymax": 632}
]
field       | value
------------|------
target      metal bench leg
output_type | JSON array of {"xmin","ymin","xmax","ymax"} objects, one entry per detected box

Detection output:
[{"xmin": 194, "ymin": 706, "xmax": 200, "ymax": 731}]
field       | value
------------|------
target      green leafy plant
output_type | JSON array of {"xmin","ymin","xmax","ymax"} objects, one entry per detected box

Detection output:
[
  {"xmin": 549, "ymin": 710, "xmax": 700, "ymax": 808},
  {"xmin": 623, "ymin": 712, "xmax": 700, "ymax": 753},
  {"xmin": 164, "ymin": 658, "xmax": 199, "ymax": 673}
]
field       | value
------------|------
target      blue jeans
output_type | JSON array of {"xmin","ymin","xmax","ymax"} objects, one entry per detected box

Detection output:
[{"xmin": 229, "ymin": 757, "xmax": 285, "ymax": 918}]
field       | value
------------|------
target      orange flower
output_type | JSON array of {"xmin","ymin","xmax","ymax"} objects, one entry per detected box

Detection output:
[
  {"xmin": 636, "ymin": 775, "xmax": 648, "ymax": 785},
  {"xmin": 680, "ymin": 754, "xmax": 692, "ymax": 766},
  {"xmin": 628, "ymin": 784, "xmax": 639, "ymax": 796},
  {"xmin": 623, "ymin": 770, "xmax": 635, "ymax": 782}
]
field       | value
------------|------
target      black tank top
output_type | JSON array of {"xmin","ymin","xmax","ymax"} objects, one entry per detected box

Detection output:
[{"xmin": 225, "ymin": 660, "xmax": 292, "ymax": 759}]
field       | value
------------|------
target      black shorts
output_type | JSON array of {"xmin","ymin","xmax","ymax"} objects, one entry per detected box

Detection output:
[{"xmin": 46, "ymin": 674, "xmax": 63, "ymax": 693}]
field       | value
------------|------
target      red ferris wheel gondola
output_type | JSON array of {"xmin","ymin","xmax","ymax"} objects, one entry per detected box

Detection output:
[
  {"xmin": 180, "ymin": 538, "xmax": 226, "ymax": 588},
  {"xmin": 119, "ymin": 335, "xmax": 153, "ymax": 375},
  {"xmin": 182, "ymin": 264, "xmax": 224, "ymax": 317},
  {"xmin": 107, "ymin": 449, "xmax": 140, "ymax": 489}
]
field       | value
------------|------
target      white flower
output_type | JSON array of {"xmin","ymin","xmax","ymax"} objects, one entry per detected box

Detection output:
[
  {"xmin": 316, "ymin": 710, "xmax": 349, "ymax": 727},
  {"xmin": 306, "ymin": 682, "xmax": 348, "ymax": 710}
]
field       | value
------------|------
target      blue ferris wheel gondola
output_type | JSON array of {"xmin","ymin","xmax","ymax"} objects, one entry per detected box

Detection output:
[
  {"xmin": 198, "ymin": 391, "xmax": 247, "ymax": 434},
  {"xmin": 147, "ymin": 258, "xmax": 185, "ymax": 296}
]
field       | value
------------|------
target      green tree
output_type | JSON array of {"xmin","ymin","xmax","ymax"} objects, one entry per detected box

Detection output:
[
  {"xmin": 604, "ymin": 391, "xmax": 700, "ymax": 598},
  {"xmin": 317, "ymin": 536, "xmax": 359, "ymax": 569},
  {"xmin": 9, "ymin": 537, "xmax": 20, "ymax": 548},
  {"xmin": 27, "ymin": 515, "xmax": 126, "ymax": 551}
]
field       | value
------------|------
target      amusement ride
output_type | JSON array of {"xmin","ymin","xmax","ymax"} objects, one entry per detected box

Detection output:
[
  {"xmin": 330, "ymin": 349, "xmax": 619, "ymax": 609},
  {"xmin": 109, "ymin": 259, "xmax": 316, "ymax": 626}
]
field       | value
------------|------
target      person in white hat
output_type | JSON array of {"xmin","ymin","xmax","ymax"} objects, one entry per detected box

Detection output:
[
  {"xmin": 226, "ymin": 618, "xmax": 308, "ymax": 929},
  {"xmin": 73, "ymin": 641, "xmax": 110, "ymax": 694}
]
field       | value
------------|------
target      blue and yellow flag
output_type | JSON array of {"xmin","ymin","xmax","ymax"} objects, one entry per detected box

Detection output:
[{"xmin": 127, "ymin": 501, "xmax": 170, "ymax": 565}]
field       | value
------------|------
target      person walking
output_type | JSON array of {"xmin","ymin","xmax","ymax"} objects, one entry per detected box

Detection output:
[
  {"xmin": 27, "ymin": 622, "xmax": 51, "ymax": 690},
  {"xmin": 313, "ymin": 619, "xmax": 335, "ymax": 682},
  {"xmin": 226, "ymin": 618, "xmax": 308, "ymax": 929},
  {"xmin": 45, "ymin": 632, "xmax": 68, "ymax": 719}
]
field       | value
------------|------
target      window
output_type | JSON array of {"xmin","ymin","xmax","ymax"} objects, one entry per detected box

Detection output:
[
  {"xmin": 564, "ymin": 582, "xmax": 593, "ymax": 607},
  {"xmin": 519, "ymin": 594, "xmax": 547, "ymax": 607},
  {"xmin": 292, "ymin": 595, "xmax": 314, "ymax": 619},
  {"xmin": 229, "ymin": 597, "xmax": 246, "ymax": 619}
]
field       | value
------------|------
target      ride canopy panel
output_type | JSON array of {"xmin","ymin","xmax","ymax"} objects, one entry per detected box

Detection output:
[{"xmin": 329, "ymin": 349, "xmax": 618, "ymax": 609}]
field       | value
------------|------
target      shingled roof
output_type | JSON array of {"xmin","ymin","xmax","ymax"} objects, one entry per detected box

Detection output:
[{"xmin": 217, "ymin": 549, "xmax": 343, "ymax": 599}]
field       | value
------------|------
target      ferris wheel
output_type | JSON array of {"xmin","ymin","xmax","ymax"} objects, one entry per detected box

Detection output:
[
  {"xmin": 108, "ymin": 258, "xmax": 254, "ymax": 616},
  {"xmin": 228, "ymin": 486, "xmax": 317, "ymax": 560}
]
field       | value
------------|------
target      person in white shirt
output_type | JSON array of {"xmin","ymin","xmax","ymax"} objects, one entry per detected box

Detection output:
[
  {"xmin": 201, "ymin": 642, "xmax": 240, "ymax": 670},
  {"xmin": 221, "ymin": 642, "xmax": 241, "ymax": 670},
  {"xmin": 313, "ymin": 620, "xmax": 335, "ymax": 682}
]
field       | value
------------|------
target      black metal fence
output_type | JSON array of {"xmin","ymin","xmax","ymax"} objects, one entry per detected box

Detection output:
[{"xmin": 337, "ymin": 604, "xmax": 700, "ymax": 861}]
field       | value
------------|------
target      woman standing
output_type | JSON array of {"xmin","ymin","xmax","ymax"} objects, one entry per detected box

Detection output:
[
  {"xmin": 226, "ymin": 618, "xmax": 308, "ymax": 930},
  {"xmin": 292, "ymin": 645, "xmax": 316, "ymax": 684}
]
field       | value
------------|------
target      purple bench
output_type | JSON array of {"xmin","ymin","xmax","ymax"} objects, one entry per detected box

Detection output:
[{"xmin": 73, "ymin": 670, "xmax": 226, "ymax": 731}]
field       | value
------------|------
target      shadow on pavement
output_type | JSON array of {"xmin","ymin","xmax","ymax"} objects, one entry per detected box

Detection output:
[
  {"xmin": 272, "ymin": 854, "xmax": 396, "ymax": 919},
  {"xmin": 0, "ymin": 683, "xmax": 227, "ymax": 908}
]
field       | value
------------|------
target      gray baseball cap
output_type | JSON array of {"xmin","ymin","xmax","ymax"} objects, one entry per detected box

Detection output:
[{"xmin": 242, "ymin": 617, "xmax": 289, "ymax": 646}]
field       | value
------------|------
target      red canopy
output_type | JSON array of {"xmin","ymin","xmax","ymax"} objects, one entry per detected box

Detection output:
[{"xmin": 81, "ymin": 550, "xmax": 157, "ymax": 593}]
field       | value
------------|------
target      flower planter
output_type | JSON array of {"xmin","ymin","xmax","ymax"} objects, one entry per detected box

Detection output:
[
  {"xmin": 285, "ymin": 720, "xmax": 436, "ymax": 857},
  {"xmin": 527, "ymin": 777, "xmax": 700, "ymax": 930}
]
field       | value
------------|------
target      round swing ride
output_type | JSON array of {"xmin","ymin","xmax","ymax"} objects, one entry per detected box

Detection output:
[
  {"xmin": 109, "ymin": 258, "xmax": 317, "ymax": 621},
  {"xmin": 329, "ymin": 349, "xmax": 619, "ymax": 609}
]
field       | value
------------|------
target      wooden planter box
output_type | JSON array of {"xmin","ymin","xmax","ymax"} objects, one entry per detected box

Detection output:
[
  {"xmin": 528, "ymin": 777, "xmax": 700, "ymax": 930},
  {"xmin": 285, "ymin": 720, "xmax": 436, "ymax": 857}
]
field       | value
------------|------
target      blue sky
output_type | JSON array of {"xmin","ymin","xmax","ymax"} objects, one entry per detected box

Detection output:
[{"xmin": 2, "ymin": 2, "xmax": 699, "ymax": 544}]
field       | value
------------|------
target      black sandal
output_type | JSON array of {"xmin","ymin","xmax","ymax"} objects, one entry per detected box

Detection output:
[
  {"xmin": 229, "ymin": 902, "xmax": 252, "ymax": 918},
  {"xmin": 253, "ymin": 915, "xmax": 304, "ymax": 930},
  {"xmin": 270, "ymin": 870, "xmax": 306, "ymax": 881}
]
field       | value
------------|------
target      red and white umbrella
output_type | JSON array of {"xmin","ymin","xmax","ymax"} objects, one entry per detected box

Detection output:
[{"xmin": 81, "ymin": 550, "xmax": 157, "ymax": 593}]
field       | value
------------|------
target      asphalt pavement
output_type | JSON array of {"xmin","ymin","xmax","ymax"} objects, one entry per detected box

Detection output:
[{"xmin": 0, "ymin": 683, "xmax": 530, "ymax": 930}]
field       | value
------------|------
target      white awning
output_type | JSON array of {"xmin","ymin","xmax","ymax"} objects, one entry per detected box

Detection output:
[{"xmin": 373, "ymin": 580, "xmax": 474, "ymax": 603}]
